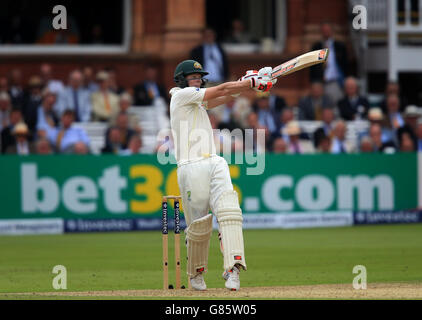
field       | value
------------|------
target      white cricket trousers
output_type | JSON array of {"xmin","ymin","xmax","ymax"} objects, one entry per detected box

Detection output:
[{"xmin": 177, "ymin": 155, "xmax": 233, "ymax": 227}]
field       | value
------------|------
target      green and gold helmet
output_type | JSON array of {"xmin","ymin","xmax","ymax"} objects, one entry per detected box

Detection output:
[{"xmin": 174, "ymin": 60, "xmax": 209, "ymax": 88}]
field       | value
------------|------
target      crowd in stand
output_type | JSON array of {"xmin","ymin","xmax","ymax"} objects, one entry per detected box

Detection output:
[{"xmin": 1, "ymin": 23, "xmax": 421, "ymax": 156}]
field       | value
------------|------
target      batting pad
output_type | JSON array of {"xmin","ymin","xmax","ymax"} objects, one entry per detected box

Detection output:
[
  {"xmin": 215, "ymin": 190, "xmax": 247, "ymax": 271},
  {"xmin": 186, "ymin": 214, "xmax": 213, "ymax": 277}
]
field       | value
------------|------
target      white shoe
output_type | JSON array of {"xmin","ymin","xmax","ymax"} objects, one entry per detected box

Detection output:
[
  {"xmin": 222, "ymin": 265, "xmax": 240, "ymax": 291},
  {"xmin": 190, "ymin": 273, "xmax": 207, "ymax": 291}
]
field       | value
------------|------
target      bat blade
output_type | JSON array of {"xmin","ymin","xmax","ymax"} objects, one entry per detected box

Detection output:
[{"xmin": 271, "ymin": 48, "xmax": 329, "ymax": 79}]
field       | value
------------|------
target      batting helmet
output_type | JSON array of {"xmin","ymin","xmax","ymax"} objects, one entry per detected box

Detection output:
[{"xmin": 174, "ymin": 60, "xmax": 209, "ymax": 88}]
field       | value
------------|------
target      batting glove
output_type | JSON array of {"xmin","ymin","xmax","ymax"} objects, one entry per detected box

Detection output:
[
  {"xmin": 258, "ymin": 67, "xmax": 278, "ymax": 86},
  {"xmin": 250, "ymin": 76, "xmax": 274, "ymax": 92}
]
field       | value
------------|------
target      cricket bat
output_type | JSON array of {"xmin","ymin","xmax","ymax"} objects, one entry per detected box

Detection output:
[{"xmin": 271, "ymin": 48, "xmax": 329, "ymax": 79}]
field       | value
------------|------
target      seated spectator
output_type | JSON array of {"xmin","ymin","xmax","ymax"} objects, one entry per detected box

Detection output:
[
  {"xmin": 110, "ymin": 92, "xmax": 141, "ymax": 134},
  {"xmin": 401, "ymin": 105, "xmax": 420, "ymax": 135},
  {"xmin": 119, "ymin": 135, "xmax": 144, "ymax": 155},
  {"xmin": 379, "ymin": 81, "xmax": 408, "ymax": 114},
  {"xmin": 39, "ymin": 63, "xmax": 65, "ymax": 95},
  {"xmin": 6, "ymin": 123, "xmax": 36, "ymax": 155},
  {"xmin": 22, "ymin": 76, "xmax": 43, "ymax": 129},
  {"xmin": 416, "ymin": 118, "xmax": 422, "ymax": 152},
  {"xmin": 0, "ymin": 76, "xmax": 9, "ymax": 93},
  {"xmin": 45, "ymin": 109, "xmax": 90, "ymax": 154},
  {"xmin": 1, "ymin": 108, "xmax": 23, "ymax": 153},
  {"xmin": 359, "ymin": 136, "xmax": 374, "ymax": 153},
  {"xmin": 253, "ymin": 91, "xmax": 279, "ymax": 135},
  {"xmin": 0, "ymin": 91, "xmax": 12, "ymax": 131},
  {"xmin": 399, "ymin": 131, "xmax": 416, "ymax": 152},
  {"xmin": 273, "ymin": 107, "xmax": 294, "ymax": 141},
  {"xmin": 35, "ymin": 138, "xmax": 53, "ymax": 155},
  {"xmin": 133, "ymin": 65, "xmax": 168, "ymax": 106},
  {"xmin": 101, "ymin": 127, "xmax": 123, "ymax": 154},
  {"xmin": 312, "ymin": 106, "xmax": 336, "ymax": 147},
  {"xmin": 384, "ymin": 94, "xmax": 405, "ymax": 131},
  {"xmin": 244, "ymin": 112, "xmax": 267, "ymax": 153},
  {"xmin": 366, "ymin": 107, "xmax": 395, "ymax": 143},
  {"xmin": 337, "ymin": 77, "xmax": 369, "ymax": 120},
  {"xmin": 91, "ymin": 71, "xmax": 119, "ymax": 122},
  {"xmin": 25, "ymin": 89, "xmax": 59, "ymax": 135},
  {"xmin": 103, "ymin": 113, "xmax": 136, "ymax": 153},
  {"xmin": 298, "ymin": 81, "xmax": 334, "ymax": 120},
  {"xmin": 271, "ymin": 137, "xmax": 288, "ymax": 154},
  {"xmin": 73, "ymin": 141, "xmax": 90, "ymax": 154},
  {"xmin": 104, "ymin": 67, "xmax": 125, "ymax": 95},
  {"xmin": 225, "ymin": 19, "xmax": 253, "ymax": 43},
  {"xmin": 330, "ymin": 120, "xmax": 355, "ymax": 153},
  {"xmin": 284, "ymin": 121, "xmax": 314, "ymax": 154},
  {"xmin": 8, "ymin": 68, "xmax": 25, "ymax": 109},
  {"xmin": 369, "ymin": 123, "xmax": 396, "ymax": 153},
  {"xmin": 82, "ymin": 66, "xmax": 99, "ymax": 93},
  {"xmin": 315, "ymin": 133, "xmax": 332, "ymax": 153},
  {"xmin": 209, "ymin": 95, "xmax": 252, "ymax": 130},
  {"xmin": 55, "ymin": 70, "xmax": 92, "ymax": 122}
]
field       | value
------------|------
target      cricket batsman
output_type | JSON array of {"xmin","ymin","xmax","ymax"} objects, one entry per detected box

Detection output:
[{"xmin": 169, "ymin": 59, "xmax": 276, "ymax": 291}]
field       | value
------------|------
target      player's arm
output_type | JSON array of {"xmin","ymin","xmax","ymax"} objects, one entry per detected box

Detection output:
[
  {"xmin": 206, "ymin": 95, "xmax": 236, "ymax": 109},
  {"xmin": 203, "ymin": 79, "xmax": 251, "ymax": 102}
]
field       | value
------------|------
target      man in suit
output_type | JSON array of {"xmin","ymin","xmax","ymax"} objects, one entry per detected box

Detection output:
[
  {"xmin": 55, "ymin": 70, "xmax": 92, "ymax": 122},
  {"xmin": 310, "ymin": 22, "xmax": 348, "ymax": 105},
  {"xmin": 298, "ymin": 81, "xmax": 334, "ymax": 120},
  {"xmin": 190, "ymin": 28, "xmax": 229, "ymax": 84},
  {"xmin": 5, "ymin": 122, "xmax": 36, "ymax": 155},
  {"xmin": 337, "ymin": 77, "xmax": 370, "ymax": 120},
  {"xmin": 330, "ymin": 120, "xmax": 355, "ymax": 153},
  {"xmin": 284, "ymin": 121, "xmax": 314, "ymax": 154},
  {"xmin": 133, "ymin": 65, "xmax": 168, "ymax": 106}
]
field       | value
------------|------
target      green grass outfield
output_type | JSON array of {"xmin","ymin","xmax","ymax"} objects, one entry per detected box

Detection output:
[{"xmin": 0, "ymin": 224, "xmax": 421, "ymax": 296}]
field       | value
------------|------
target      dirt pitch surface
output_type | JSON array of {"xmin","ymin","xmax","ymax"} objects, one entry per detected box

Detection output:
[{"xmin": 3, "ymin": 283, "xmax": 422, "ymax": 299}]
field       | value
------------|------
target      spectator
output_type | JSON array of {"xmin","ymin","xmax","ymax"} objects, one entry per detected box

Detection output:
[
  {"xmin": 101, "ymin": 127, "xmax": 123, "ymax": 154},
  {"xmin": 5, "ymin": 123, "xmax": 36, "ymax": 155},
  {"xmin": 369, "ymin": 123, "xmax": 397, "ymax": 153},
  {"xmin": 22, "ymin": 76, "xmax": 43, "ymax": 129},
  {"xmin": 133, "ymin": 65, "xmax": 168, "ymax": 106},
  {"xmin": 330, "ymin": 120, "xmax": 355, "ymax": 153},
  {"xmin": 402, "ymin": 105, "xmax": 420, "ymax": 134},
  {"xmin": 91, "ymin": 71, "xmax": 119, "ymax": 122},
  {"xmin": 359, "ymin": 136, "xmax": 374, "ymax": 153},
  {"xmin": 337, "ymin": 77, "xmax": 370, "ymax": 120},
  {"xmin": 310, "ymin": 22, "xmax": 348, "ymax": 105},
  {"xmin": 8, "ymin": 68, "xmax": 25, "ymax": 109},
  {"xmin": 73, "ymin": 141, "xmax": 90, "ymax": 154},
  {"xmin": 379, "ymin": 81, "xmax": 408, "ymax": 114},
  {"xmin": 0, "ymin": 91, "xmax": 12, "ymax": 131},
  {"xmin": 298, "ymin": 81, "xmax": 334, "ymax": 120},
  {"xmin": 284, "ymin": 121, "xmax": 314, "ymax": 154},
  {"xmin": 244, "ymin": 112, "xmax": 267, "ymax": 153},
  {"xmin": 312, "ymin": 107, "xmax": 336, "ymax": 148},
  {"xmin": 45, "ymin": 109, "xmax": 90, "ymax": 154},
  {"xmin": 103, "ymin": 113, "xmax": 135, "ymax": 153},
  {"xmin": 82, "ymin": 66, "xmax": 99, "ymax": 93},
  {"xmin": 35, "ymin": 138, "xmax": 53, "ymax": 155},
  {"xmin": 39, "ymin": 63, "xmax": 65, "ymax": 95},
  {"xmin": 358, "ymin": 107, "xmax": 395, "ymax": 145},
  {"xmin": 274, "ymin": 107, "xmax": 294, "ymax": 141},
  {"xmin": 271, "ymin": 137, "xmax": 288, "ymax": 154},
  {"xmin": 25, "ymin": 89, "xmax": 59, "ymax": 134},
  {"xmin": 315, "ymin": 133, "xmax": 332, "ymax": 153},
  {"xmin": 110, "ymin": 92, "xmax": 141, "ymax": 133},
  {"xmin": 1, "ymin": 108, "xmax": 23, "ymax": 153},
  {"xmin": 119, "ymin": 135, "xmax": 144, "ymax": 155},
  {"xmin": 385, "ymin": 94, "xmax": 404, "ymax": 131},
  {"xmin": 0, "ymin": 76, "xmax": 9, "ymax": 94},
  {"xmin": 190, "ymin": 28, "xmax": 229, "ymax": 84},
  {"xmin": 55, "ymin": 70, "xmax": 92, "ymax": 122},
  {"xmin": 399, "ymin": 131, "xmax": 416, "ymax": 152},
  {"xmin": 253, "ymin": 91, "xmax": 280, "ymax": 135},
  {"xmin": 104, "ymin": 67, "xmax": 125, "ymax": 95},
  {"xmin": 225, "ymin": 19, "xmax": 253, "ymax": 43}
]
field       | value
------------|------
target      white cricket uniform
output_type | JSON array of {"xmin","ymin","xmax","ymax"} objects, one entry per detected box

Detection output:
[{"xmin": 169, "ymin": 87, "xmax": 234, "ymax": 226}]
